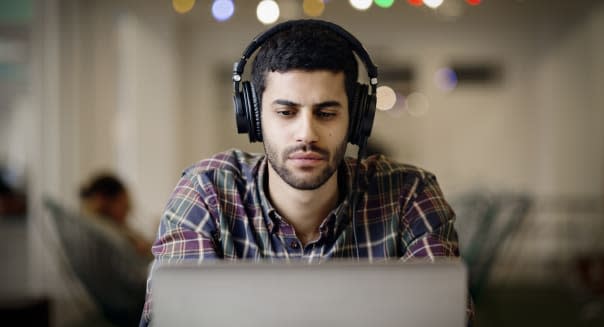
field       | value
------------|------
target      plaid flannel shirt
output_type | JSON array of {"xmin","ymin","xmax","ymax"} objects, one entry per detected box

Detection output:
[{"xmin": 140, "ymin": 149, "xmax": 472, "ymax": 326}]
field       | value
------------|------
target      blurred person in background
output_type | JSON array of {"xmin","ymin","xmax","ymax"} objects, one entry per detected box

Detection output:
[
  {"xmin": 0, "ymin": 171, "xmax": 26, "ymax": 217},
  {"xmin": 80, "ymin": 172, "xmax": 152, "ymax": 258},
  {"xmin": 69, "ymin": 172, "xmax": 153, "ymax": 326}
]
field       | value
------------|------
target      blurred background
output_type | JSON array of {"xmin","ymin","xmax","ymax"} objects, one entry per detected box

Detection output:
[{"xmin": 0, "ymin": 0, "xmax": 603, "ymax": 326}]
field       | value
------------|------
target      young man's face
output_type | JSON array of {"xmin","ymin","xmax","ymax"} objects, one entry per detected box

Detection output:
[{"xmin": 261, "ymin": 69, "xmax": 349, "ymax": 190}]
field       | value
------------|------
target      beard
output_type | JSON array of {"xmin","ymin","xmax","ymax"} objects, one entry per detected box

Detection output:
[{"xmin": 264, "ymin": 139, "xmax": 348, "ymax": 190}]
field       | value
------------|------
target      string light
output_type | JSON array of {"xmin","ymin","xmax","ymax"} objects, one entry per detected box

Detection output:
[
  {"xmin": 212, "ymin": 0, "xmax": 234, "ymax": 22},
  {"xmin": 376, "ymin": 85, "xmax": 397, "ymax": 111},
  {"xmin": 349, "ymin": 0, "xmax": 372, "ymax": 11},
  {"xmin": 172, "ymin": 0, "xmax": 196, "ymax": 14},
  {"xmin": 257, "ymin": 0, "xmax": 280, "ymax": 25},
  {"xmin": 434, "ymin": 68, "xmax": 458, "ymax": 92},
  {"xmin": 175, "ymin": 0, "xmax": 484, "ymax": 21},
  {"xmin": 374, "ymin": 0, "xmax": 395, "ymax": 8},
  {"xmin": 303, "ymin": 0, "xmax": 325, "ymax": 17},
  {"xmin": 423, "ymin": 0, "xmax": 444, "ymax": 9}
]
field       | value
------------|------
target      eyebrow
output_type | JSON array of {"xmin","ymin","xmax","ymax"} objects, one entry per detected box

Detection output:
[{"xmin": 272, "ymin": 99, "xmax": 343, "ymax": 110}]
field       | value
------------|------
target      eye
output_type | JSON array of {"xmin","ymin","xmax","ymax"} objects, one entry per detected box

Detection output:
[
  {"xmin": 316, "ymin": 111, "xmax": 337, "ymax": 119},
  {"xmin": 276, "ymin": 109, "xmax": 294, "ymax": 117}
]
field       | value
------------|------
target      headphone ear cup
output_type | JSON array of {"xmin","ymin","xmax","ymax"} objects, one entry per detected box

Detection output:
[
  {"xmin": 348, "ymin": 83, "xmax": 363, "ymax": 145},
  {"xmin": 360, "ymin": 92, "xmax": 376, "ymax": 146},
  {"xmin": 242, "ymin": 81, "xmax": 262, "ymax": 142},
  {"xmin": 234, "ymin": 88, "xmax": 250, "ymax": 135},
  {"xmin": 348, "ymin": 83, "xmax": 375, "ymax": 146},
  {"xmin": 351, "ymin": 83, "xmax": 374, "ymax": 146}
]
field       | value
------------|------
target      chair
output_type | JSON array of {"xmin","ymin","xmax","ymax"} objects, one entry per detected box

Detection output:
[
  {"xmin": 452, "ymin": 191, "xmax": 532, "ymax": 301},
  {"xmin": 44, "ymin": 198, "xmax": 149, "ymax": 327}
]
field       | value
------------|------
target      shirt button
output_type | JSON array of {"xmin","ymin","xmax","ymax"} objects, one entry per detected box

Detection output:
[{"xmin": 290, "ymin": 241, "xmax": 299, "ymax": 249}]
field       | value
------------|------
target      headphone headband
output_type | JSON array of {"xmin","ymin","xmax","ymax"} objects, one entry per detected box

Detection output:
[{"xmin": 233, "ymin": 19, "xmax": 378, "ymax": 91}]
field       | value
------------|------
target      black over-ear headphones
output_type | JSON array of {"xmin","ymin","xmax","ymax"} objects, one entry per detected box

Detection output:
[{"xmin": 232, "ymin": 19, "xmax": 378, "ymax": 149}]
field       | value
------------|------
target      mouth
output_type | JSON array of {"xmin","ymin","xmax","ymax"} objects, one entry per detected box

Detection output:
[
  {"xmin": 288, "ymin": 152, "xmax": 327, "ymax": 166},
  {"xmin": 289, "ymin": 152, "xmax": 325, "ymax": 160}
]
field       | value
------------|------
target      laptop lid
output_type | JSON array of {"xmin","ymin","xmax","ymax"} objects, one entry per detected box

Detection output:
[{"xmin": 152, "ymin": 260, "xmax": 468, "ymax": 327}]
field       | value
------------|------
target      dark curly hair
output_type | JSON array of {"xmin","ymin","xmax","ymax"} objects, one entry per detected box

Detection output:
[
  {"xmin": 79, "ymin": 173, "xmax": 126, "ymax": 200},
  {"xmin": 250, "ymin": 20, "xmax": 359, "ymax": 110}
]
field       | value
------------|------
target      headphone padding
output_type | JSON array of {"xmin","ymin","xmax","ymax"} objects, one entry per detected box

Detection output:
[
  {"xmin": 348, "ymin": 83, "xmax": 361, "ymax": 145},
  {"xmin": 242, "ymin": 81, "xmax": 262, "ymax": 142},
  {"xmin": 350, "ymin": 83, "xmax": 372, "ymax": 145},
  {"xmin": 360, "ymin": 93, "xmax": 376, "ymax": 145},
  {"xmin": 233, "ymin": 91, "xmax": 249, "ymax": 135}
]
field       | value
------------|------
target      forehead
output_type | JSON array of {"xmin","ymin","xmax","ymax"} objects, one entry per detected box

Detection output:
[{"xmin": 263, "ymin": 70, "xmax": 347, "ymax": 100}]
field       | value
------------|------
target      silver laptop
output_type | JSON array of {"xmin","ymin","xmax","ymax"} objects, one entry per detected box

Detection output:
[{"xmin": 151, "ymin": 260, "xmax": 468, "ymax": 327}]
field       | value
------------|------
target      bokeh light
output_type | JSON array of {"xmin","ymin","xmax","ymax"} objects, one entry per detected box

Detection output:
[
  {"xmin": 211, "ymin": 0, "xmax": 234, "ymax": 22},
  {"xmin": 172, "ymin": 0, "xmax": 196, "ymax": 14},
  {"xmin": 423, "ymin": 0, "xmax": 444, "ymax": 9},
  {"xmin": 349, "ymin": 0, "xmax": 373, "ymax": 11},
  {"xmin": 407, "ymin": 0, "xmax": 423, "ymax": 7},
  {"xmin": 466, "ymin": 0, "xmax": 482, "ymax": 6},
  {"xmin": 303, "ymin": 0, "xmax": 325, "ymax": 17},
  {"xmin": 434, "ymin": 68, "xmax": 458, "ymax": 92},
  {"xmin": 406, "ymin": 92, "xmax": 430, "ymax": 117},
  {"xmin": 376, "ymin": 85, "xmax": 397, "ymax": 111},
  {"xmin": 257, "ymin": 0, "xmax": 280, "ymax": 25},
  {"xmin": 374, "ymin": 0, "xmax": 395, "ymax": 8}
]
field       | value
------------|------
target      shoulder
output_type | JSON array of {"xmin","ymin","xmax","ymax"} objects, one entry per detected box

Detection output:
[
  {"xmin": 350, "ymin": 154, "xmax": 436, "ymax": 183},
  {"xmin": 162, "ymin": 150, "xmax": 262, "ymax": 226},
  {"xmin": 345, "ymin": 154, "xmax": 444, "ymax": 204},
  {"xmin": 182, "ymin": 149, "xmax": 264, "ymax": 181}
]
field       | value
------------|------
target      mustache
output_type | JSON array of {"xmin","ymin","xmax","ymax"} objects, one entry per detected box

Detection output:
[{"xmin": 283, "ymin": 143, "xmax": 329, "ymax": 158}]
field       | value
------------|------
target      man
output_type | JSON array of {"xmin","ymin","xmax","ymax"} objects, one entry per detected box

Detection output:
[
  {"xmin": 140, "ymin": 19, "xmax": 471, "ymax": 326},
  {"xmin": 79, "ymin": 172, "xmax": 153, "ymax": 257}
]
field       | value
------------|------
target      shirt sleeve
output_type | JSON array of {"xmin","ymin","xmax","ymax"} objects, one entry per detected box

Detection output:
[
  {"xmin": 398, "ymin": 173, "xmax": 475, "ymax": 326},
  {"xmin": 140, "ymin": 173, "xmax": 220, "ymax": 326}
]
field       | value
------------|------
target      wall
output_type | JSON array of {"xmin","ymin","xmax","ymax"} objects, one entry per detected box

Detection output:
[
  {"xmin": 534, "ymin": 3, "xmax": 604, "ymax": 198},
  {"xmin": 492, "ymin": 1, "xmax": 604, "ymax": 282}
]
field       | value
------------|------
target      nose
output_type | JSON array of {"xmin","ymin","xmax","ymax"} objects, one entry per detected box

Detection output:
[{"xmin": 294, "ymin": 110, "xmax": 318, "ymax": 144}]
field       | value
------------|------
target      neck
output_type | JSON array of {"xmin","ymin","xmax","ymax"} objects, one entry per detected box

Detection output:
[{"xmin": 266, "ymin": 164, "xmax": 340, "ymax": 245}]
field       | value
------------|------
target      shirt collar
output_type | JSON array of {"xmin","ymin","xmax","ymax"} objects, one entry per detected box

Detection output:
[
  {"xmin": 255, "ymin": 155, "xmax": 362, "ymax": 236},
  {"xmin": 255, "ymin": 156, "xmax": 279, "ymax": 233},
  {"xmin": 333, "ymin": 157, "xmax": 355, "ymax": 234}
]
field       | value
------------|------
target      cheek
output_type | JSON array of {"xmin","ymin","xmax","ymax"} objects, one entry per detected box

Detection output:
[
  {"xmin": 261, "ymin": 113, "xmax": 276, "ymax": 135},
  {"xmin": 262, "ymin": 116, "xmax": 291, "ymax": 139},
  {"xmin": 261, "ymin": 120, "xmax": 278, "ymax": 140},
  {"xmin": 334, "ymin": 121, "xmax": 349, "ymax": 140}
]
